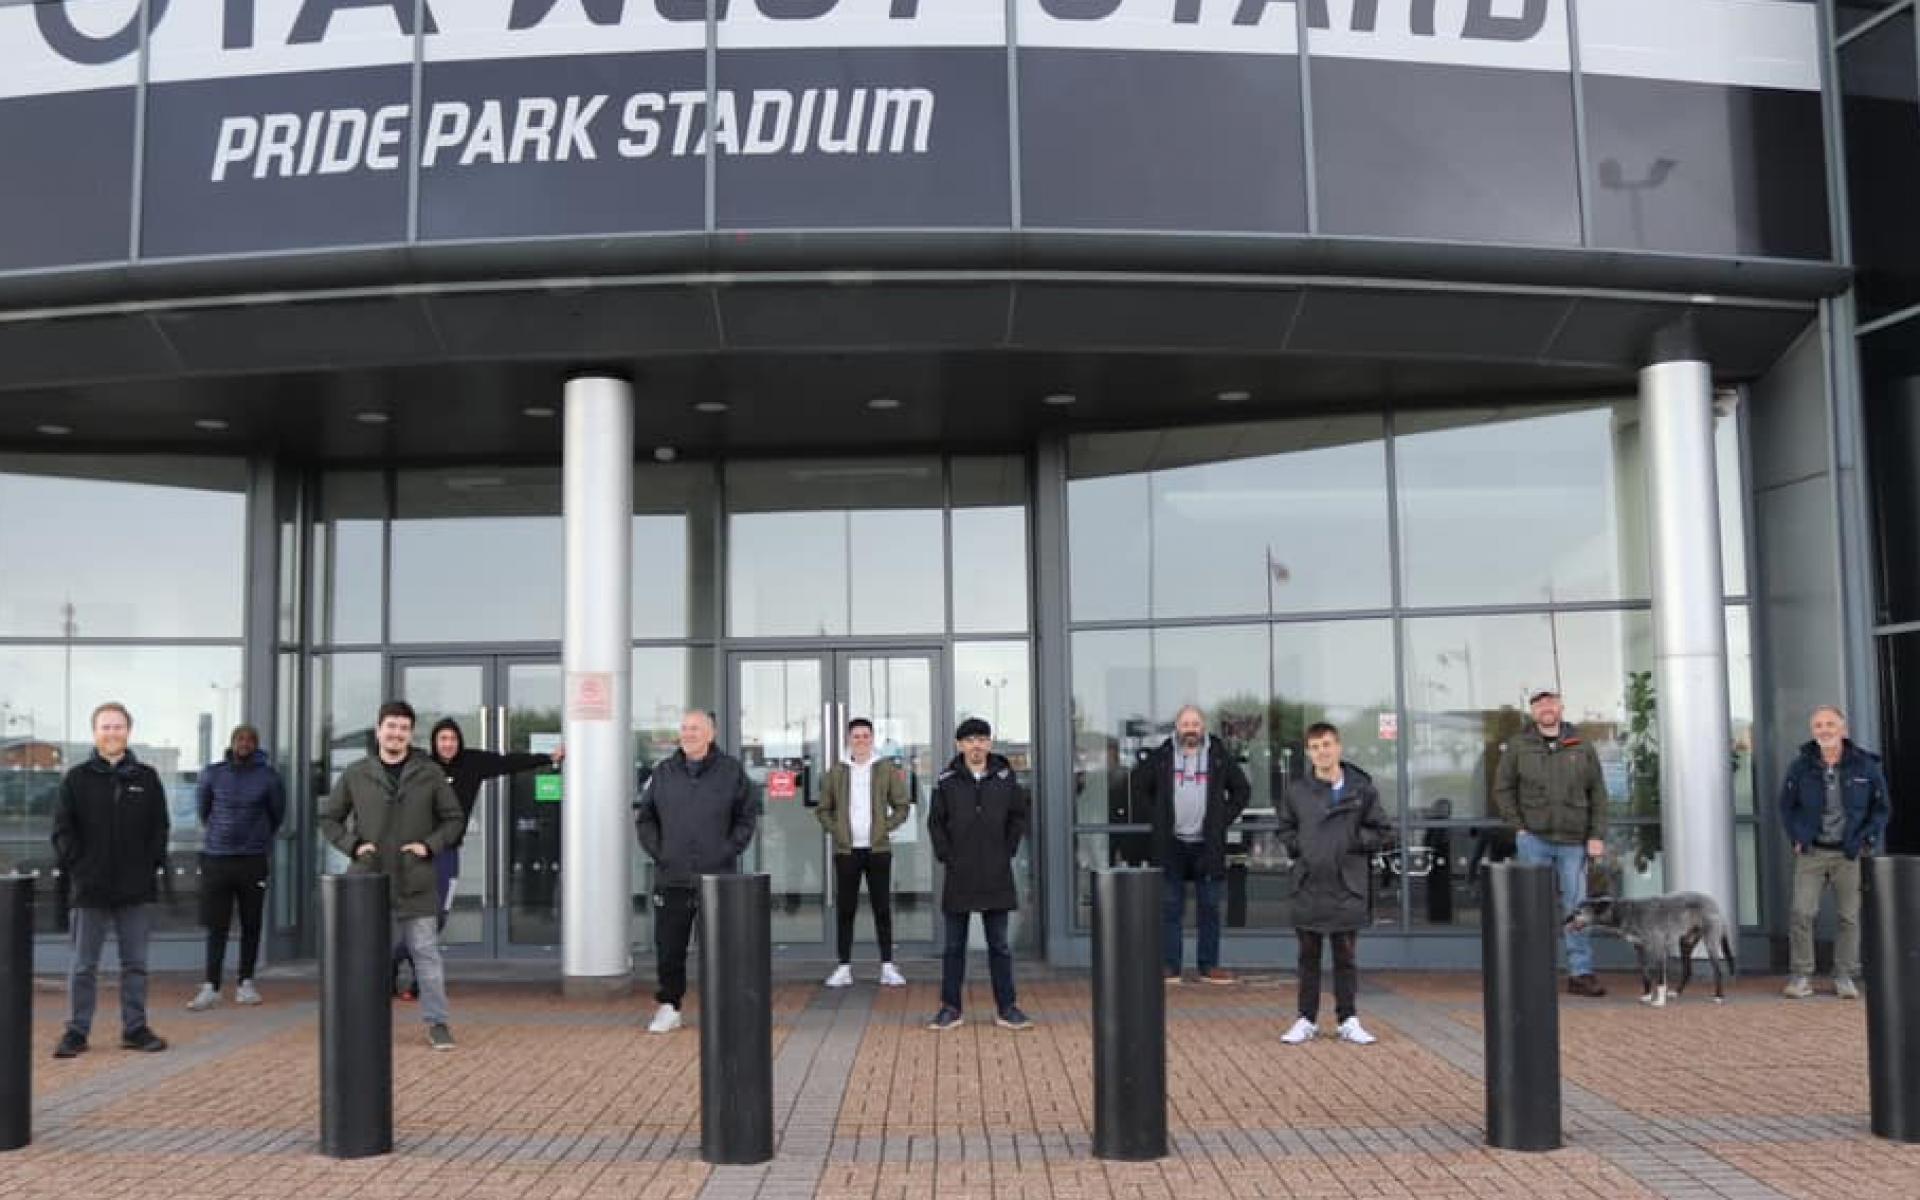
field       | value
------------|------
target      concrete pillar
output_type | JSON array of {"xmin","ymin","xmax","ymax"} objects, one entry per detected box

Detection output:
[
  {"xmin": 562, "ymin": 375, "xmax": 634, "ymax": 995},
  {"xmin": 1640, "ymin": 351, "xmax": 1737, "ymax": 922}
]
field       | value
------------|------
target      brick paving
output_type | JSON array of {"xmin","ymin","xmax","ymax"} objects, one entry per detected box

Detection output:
[{"xmin": 1, "ymin": 965, "xmax": 1908, "ymax": 1199}]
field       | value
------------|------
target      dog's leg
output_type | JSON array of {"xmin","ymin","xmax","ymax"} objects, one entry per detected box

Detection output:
[
  {"xmin": 1676, "ymin": 934, "xmax": 1697, "ymax": 998},
  {"xmin": 1635, "ymin": 944, "xmax": 1653, "ymax": 1004},
  {"xmin": 1707, "ymin": 929, "xmax": 1727, "ymax": 1003},
  {"xmin": 1653, "ymin": 953, "xmax": 1669, "ymax": 1007}
]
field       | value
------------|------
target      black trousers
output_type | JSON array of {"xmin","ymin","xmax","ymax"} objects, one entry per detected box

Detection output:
[
  {"xmin": 834, "ymin": 849, "xmax": 895, "ymax": 964},
  {"xmin": 201, "ymin": 854, "xmax": 269, "ymax": 988},
  {"xmin": 1296, "ymin": 929, "xmax": 1359, "ymax": 1023},
  {"xmin": 653, "ymin": 885, "xmax": 699, "ymax": 1008}
]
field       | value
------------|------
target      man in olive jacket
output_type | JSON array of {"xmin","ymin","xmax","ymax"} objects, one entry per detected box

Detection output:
[
  {"xmin": 1493, "ymin": 688, "xmax": 1610, "ymax": 997},
  {"xmin": 318, "ymin": 700, "xmax": 465, "ymax": 1050},
  {"xmin": 815, "ymin": 717, "xmax": 913, "ymax": 988}
]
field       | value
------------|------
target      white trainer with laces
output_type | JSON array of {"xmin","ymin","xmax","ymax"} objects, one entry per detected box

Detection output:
[
  {"xmin": 878, "ymin": 963, "xmax": 907, "ymax": 987},
  {"xmin": 824, "ymin": 964, "xmax": 854, "ymax": 988},
  {"xmin": 234, "ymin": 980, "xmax": 263, "ymax": 1006},
  {"xmin": 1280, "ymin": 1016, "xmax": 1318, "ymax": 1045},
  {"xmin": 186, "ymin": 983, "xmax": 220, "ymax": 1012},
  {"xmin": 1337, "ymin": 1016, "xmax": 1378, "ymax": 1045},
  {"xmin": 647, "ymin": 1003, "xmax": 683, "ymax": 1034}
]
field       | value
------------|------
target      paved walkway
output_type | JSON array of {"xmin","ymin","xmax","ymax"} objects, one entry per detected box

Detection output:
[{"xmin": 6, "ymin": 966, "xmax": 1913, "ymax": 1199}]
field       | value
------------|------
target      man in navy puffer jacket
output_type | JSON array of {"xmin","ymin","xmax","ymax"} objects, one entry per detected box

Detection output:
[{"xmin": 187, "ymin": 725, "xmax": 286, "ymax": 1011}]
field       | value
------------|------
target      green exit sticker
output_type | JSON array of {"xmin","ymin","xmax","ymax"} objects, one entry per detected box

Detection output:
[{"xmin": 535, "ymin": 774, "xmax": 563, "ymax": 803}]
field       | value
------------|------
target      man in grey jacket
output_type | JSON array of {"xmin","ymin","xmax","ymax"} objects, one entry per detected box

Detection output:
[
  {"xmin": 318, "ymin": 700, "xmax": 465, "ymax": 1050},
  {"xmin": 633, "ymin": 710, "xmax": 758, "ymax": 1034}
]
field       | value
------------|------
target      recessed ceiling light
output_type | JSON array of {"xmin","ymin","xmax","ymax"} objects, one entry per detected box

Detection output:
[
  {"xmin": 1042, "ymin": 392, "xmax": 1077, "ymax": 407},
  {"xmin": 522, "ymin": 405, "xmax": 556, "ymax": 419},
  {"xmin": 867, "ymin": 396, "xmax": 901, "ymax": 411},
  {"xmin": 694, "ymin": 400, "xmax": 730, "ymax": 414},
  {"xmin": 354, "ymin": 411, "xmax": 390, "ymax": 425},
  {"xmin": 35, "ymin": 423, "xmax": 71, "ymax": 436},
  {"xmin": 194, "ymin": 418, "xmax": 230, "ymax": 432},
  {"xmin": 653, "ymin": 446, "xmax": 678, "ymax": 463},
  {"xmin": 1216, "ymin": 389, "xmax": 1252, "ymax": 404}
]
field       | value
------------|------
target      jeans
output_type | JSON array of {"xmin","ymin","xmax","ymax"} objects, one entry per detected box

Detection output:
[
  {"xmin": 1789, "ymin": 847, "xmax": 1862, "ymax": 979},
  {"xmin": 1514, "ymin": 831, "xmax": 1594, "ymax": 977},
  {"xmin": 1161, "ymin": 840, "xmax": 1221, "ymax": 974},
  {"xmin": 1296, "ymin": 930, "xmax": 1358, "ymax": 1023},
  {"xmin": 834, "ymin": 850, "xmax": 894, "ymax": 963},
  {"xmin": 394, "ymin": 916, "xmax": 450, "ymax": 1025},
  {"xmin": 67, "ymin": 904, "xmax": 153, "ymax": 1039},
  {"xmin": 201, "ymin": 854, "xmax": 269, "ymax": 988},
  {"xmin": 653, "ymin": 885, "xmax": 699, "ymax": 1008},
  {"xmin": 940, "ymin": 910, "xmax": 1015, "ymax": 1014}
]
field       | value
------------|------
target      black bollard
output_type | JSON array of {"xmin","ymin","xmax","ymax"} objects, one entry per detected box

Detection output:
[
  {"xmin": 1865, "ymin": 855, "xmax": 1920, "ymax": 1142},
  {"xmin": 1093, "ymin": 868, "xmax": 1167, "ymax": 1161},
  {"xmin": 700, "ymin": 873, "xmax": 772, "ymax": 1166},
  {"xmin": 320, "ymin": 872, "xmax": 392, "ymax": 1159},
  {"xmin": 0, "ymin": 874, "xmax": 33, "ymax": 1152},
  {"xmin": 1481, "ymin": 861, "xmax": 1562, "ymax": 1152}
]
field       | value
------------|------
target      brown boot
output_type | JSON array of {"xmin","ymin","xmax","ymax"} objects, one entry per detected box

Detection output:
[{"xmin": 1567, "ymin": 974, "xmax": 1607, "ymax": 997}]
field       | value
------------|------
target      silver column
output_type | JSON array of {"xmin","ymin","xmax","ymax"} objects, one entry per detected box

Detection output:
[
  {"xmin": 1640, "ymin": 358, "xmax": 1737, "ymax": 922},
  {"xmin": 562, "ymin": 375, "xmax": 634, "ymax": 994}
]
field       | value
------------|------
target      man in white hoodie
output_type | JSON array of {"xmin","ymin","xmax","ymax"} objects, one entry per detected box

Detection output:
[{"xmin": 816, "ymin": 718, "xmax": 913, "ymax": 988}]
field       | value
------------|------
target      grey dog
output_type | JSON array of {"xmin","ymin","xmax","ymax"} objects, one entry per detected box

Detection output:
[{"xmin": 1565, "ymin": 892, "xmax": 1737, "ymax": 1006}]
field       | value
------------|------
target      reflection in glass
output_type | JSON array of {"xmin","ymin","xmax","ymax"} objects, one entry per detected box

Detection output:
[
  {"xmin": 1151, "ymin": 624, "xmax": 1272, "ymax": 816},
  {"xmin": 312, "ymin": 471, "xmax": 385, "ymax": 646},
  {"xmin": 390, "ymin": 467, "xmax": 561, "ymax": 644},
  {"xmin": 736, "ymin": 658, "xmax": 825, "ymax": 944},
  {"xmin": 1728, "ymin": 606, "xmax": 1755, "ymax": 817},
  {"xmin": 1716, "ymin": 406, "xmax": 1749, "ymax": 596},
  {"xmin": 1840, "ymin": 10, "xmax": 1920, "ymax": 319},
  {"xmin": 1070, "ymin": 629, "xmax": 1151, "ymax": 827},
  {"xmin": 1396, "ymin": 404, "xmax": 1651, "ymax": 607},
  {"xmin": 0, "ymin": 457, "xmax": 247, "ymax": 639},
  {"xmin": 311, "ymin": 652, "xmax": 382, "ymax": 883},
  {"xmin": 1069, "ymin": 417, "xmax": 1392, "ymax": 619},
  {"xmin": 504, "ymin": 662, "xmax": 564, "ymax": 948},
  {"xmin": 952, "ymin": 457, "xmax": 1030, "ymax": 634},
  {"xmin": 1270, "ymin": 620, "xmax": 1399, "ymax": 814},
  {"xmin": 850, "ymin": 509, "xmax": 944, "ymax": 635},
  {"xmin": 633, "ymin": 463, "xmax": 718, "ymax": 640},
  {"xmin": 1076, "ymin": 833, "xmax": 1402, "ymax": 934}
]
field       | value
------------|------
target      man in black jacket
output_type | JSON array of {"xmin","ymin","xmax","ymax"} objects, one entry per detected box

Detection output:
[
  {"xmin": 50, "ymin": 702, "xmax": 171, "ymax": 1058},
  {"xmin": 188, "ymin": 724, "xmax": 287, "ymax": 1012},
  {"xmin": 926, "ymin": 718, "xmax": 1032, "ymax": 1032},
  {"xmin": 633, "ymin": 710, "xmax": 757, "ymax": 1035},
  {"xmin": 1137, "ymin": 705, "xmax": 1252, "ymax": 985}
]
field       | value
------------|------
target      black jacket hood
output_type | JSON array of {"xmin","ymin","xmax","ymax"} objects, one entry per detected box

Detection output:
[{"xmin": 430, "ymin": 717, "xmax": 465, "ymax": 762}]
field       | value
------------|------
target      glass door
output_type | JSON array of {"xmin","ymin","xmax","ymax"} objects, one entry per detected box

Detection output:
[
  {"xmin": 729, "ymin": 649, "xmax": 941, "ymax": 951},
  {"xmin": 394, "ymin": 655, "xmax": 563, "ymax": 957}
]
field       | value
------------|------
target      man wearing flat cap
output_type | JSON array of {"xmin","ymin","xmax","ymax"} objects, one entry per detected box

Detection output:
[
  {"xmin": 1493, "ymin": 688, "xmax": 1610, "ymax": 997},
  {"xmin": 925, "ymin": 717, "xmax": 1032, "ymax": 1032}
]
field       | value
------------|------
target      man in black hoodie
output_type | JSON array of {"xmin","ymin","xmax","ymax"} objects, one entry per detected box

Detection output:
[
  {"xmin": 50, "ymin": 702, "xmax": 171, "ymax": 1058},
  {"xmin": 926, "ymin": 718, "xmax": 1032, "ymax": 1032},
  {"xmin": 633, "ymin": 710, "xmax": 756, "ymax": 1035}
]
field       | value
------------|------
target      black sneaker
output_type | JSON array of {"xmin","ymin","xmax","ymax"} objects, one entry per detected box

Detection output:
[
  {"xmin": 995, "ymin": 1006, "xmax": 1035, "ymax": 1031},
  {"xmin": 926, "ymin": 1006, "xmax": 964, "ymax": 1031},
  {"xmin": 52, "ymin": 1030, "xmax": 87, "ymax": 1059},
  {"xmin": 120, "ymin": 1026, "xmax": 168, "ymax": 1053},
  {"xmin": 427, "ymin": 1023, "xmax": 456, "ymax": 1051}
]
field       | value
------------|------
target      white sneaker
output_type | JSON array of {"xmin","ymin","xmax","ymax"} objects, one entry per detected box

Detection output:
[
  {"xmin": 878, "ymin": 963, "xmax": 907, "ymax": 988},
  {"xmin": 647, "ymin": 1003, "xmax": 683, "ymax": 1034},
  {"xmin": 1281, "ymin": 1016, "xmax": 1318, "ymax": 1045},
  {"xmin": 824, "ymin": 964, "xmax": 854, "ymax": 988},
  {"xmin": 186, "ymin": 983, "xmax": 220, "ymax": 1012},
  {"xmin": 234, "ymin": 980, "xmax": 263, "ymax": 1006},
  {"xmin": 1337, "ymin": 1017, "xmax": 1378, "ymax": 1045}
]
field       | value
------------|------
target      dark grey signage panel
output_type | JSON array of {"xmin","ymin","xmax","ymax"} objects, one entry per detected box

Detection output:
[
  {"xmin": 419, "ymin": 51, "xmax": 706, "ymax": 241},
  {"xmin": 0, "ymin": 88, "xmax": 134, "ymax": 272},
  {"xmin": 1312, "ymin": 60, "xmax": 1581, "ymax": 247},
  {"xmin": 1019, "ymin": 50, "xmax": 1306, "ymax": 234},
  {"xmin": 1584, "ymin": 78, "xmax": 1830, "ymax": 261},
  {"xmin": 141, "ymin": 66, "xmax": 411, "ymax": 260},
  {"xmin": 715, "ymin": 48, "xmax": 1009, "ymax": 230}
]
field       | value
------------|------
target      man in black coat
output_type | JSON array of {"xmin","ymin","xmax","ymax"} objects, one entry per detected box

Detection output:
[
  {"xmin": 1276, "ymin": 722, "xmax": 1393, "ymax": 1047},
  {"xmin": 50, "ymin": 702, "xmax": 171, "ymax": 1058},
  {"xmin": 926, "ymin": 718, "xmax": 1032, "ymax": 1032},
  {"xmin": 1136, "ymin": 705, "xmax": 1252, "ymax": 984},
  {"xmin": 633, "ymin": 710, "xmax": 757, "ymax": 1035}
]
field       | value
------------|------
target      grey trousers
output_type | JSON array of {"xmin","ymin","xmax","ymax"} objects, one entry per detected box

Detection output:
[
  {"xmin": 396, "ymin": 915, "xmax": 450, "ymax": 1025},
  {"xmin": 1789, "ymin": 848, "xmax": 1862, "ymax": 979},
  {"xmin": 66, "ymin": 904, "xmax": 154, "ymax": 1039}
]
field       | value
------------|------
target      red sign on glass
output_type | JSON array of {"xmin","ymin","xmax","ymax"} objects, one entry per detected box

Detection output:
[{"xmin": 766, "ymin": 770, "xmax": 798, "ymax": 801}]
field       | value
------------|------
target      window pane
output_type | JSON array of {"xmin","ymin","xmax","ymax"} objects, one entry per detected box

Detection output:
[
  {"xmin": 1071, "ymin": 629, "xmax": 1151, "ymax": 825},
  {"xmin": 1840, "ymin": 9, "xmax": 1920, "ymax": 319},
  {"xmin": 310, "ymin": 652, "xmax": 382, "ymax": 880},
  {"xmin": 1728, "ymin": 605, "xmax": 1755, "ymax": 817},
  {"xmin": 850, "ymin": 509, "xmax": 944, "ymax": 635},
  {"xmin": 312, "ymin": 471, "xmax": 385, "ymax": 646},
  {"xmin": 1070, "ymin": 417, "xmax": 1391, "ymax": 619},
  {"xmin": 952, "ymin": 506, "xmax": 1029, "ymax": 633},
  {"xmin": 0, "ymin": 457, "xmax": 247, "ymax": 638},
  {"xmin": 1404, "ymin": 610, "xmax": 1651, "ymax": 823},
  {"xmin": 390, "ymin": 467, "xmax": 561, "ymax": 644},
  {"xmin": 1396, "ymin": 404, "xmax": 1650, "ymax": 606},
  {"xmin": 1151, "ymin": 625, "xmax": 1273, "ymax": 817},
  {"xmin": 1271, "ymin": 619, "xmax": 1400, "ymax": 815},
  {"xmin": 1717, "ymin": 404, "xmax": 1749, "ymax": 596},
  {"xmin": 633, "ymin": 463, "xmax": 718, "ymax": 640},
  {"xmin": 729, "ymin": 511, "xmax": 849, "ymax": 637},
  {"xmin": 1864, "ymin": 321, "xmax": 1920, "ymax": 624}
]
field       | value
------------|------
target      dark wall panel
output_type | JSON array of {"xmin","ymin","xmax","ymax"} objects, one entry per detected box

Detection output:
[{"xmin": 0, "ymin": 88, "xmax": 135, "ymax": 271}]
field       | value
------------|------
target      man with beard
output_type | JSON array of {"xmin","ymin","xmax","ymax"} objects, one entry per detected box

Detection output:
[{"xmin": 1137, "ymin": 705, "xmax": 1251, "ymax": 985}]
